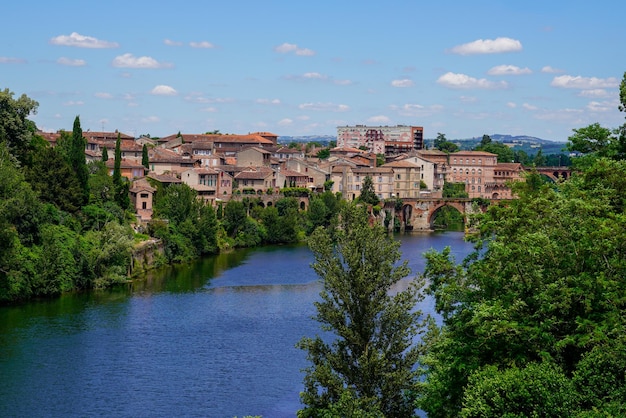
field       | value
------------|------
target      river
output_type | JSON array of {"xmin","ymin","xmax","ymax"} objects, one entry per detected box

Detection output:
[{"xmin": 0, "ymin": 231, "xmax": 474, "ymax": 418}]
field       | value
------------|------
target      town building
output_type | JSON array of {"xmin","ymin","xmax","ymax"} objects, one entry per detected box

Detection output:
[{"xmin": 337, "ymin": 125, "xmax": 424, "ymax": 155}]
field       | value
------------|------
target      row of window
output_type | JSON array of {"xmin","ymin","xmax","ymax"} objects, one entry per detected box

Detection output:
[
  {"xmin": 453, "ymin": 168, "xmax": 483, "ymax": 174},
  {"xmin": 452, "ymin": 158, "xmax": 489, "ymax": 165}
]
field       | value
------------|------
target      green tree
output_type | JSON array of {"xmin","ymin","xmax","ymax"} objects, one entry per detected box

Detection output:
[
  {"xmin": 480, "ymin": 134, "xmax": 492, "ymax": 147},
  {"xmin": 442, "ymin": 182, "xmax": 468, "ymax": 198},
  {"xmin": 111, "ymin": 133, "xmax": 130, "ymax": 210},
  {"xmin": 0, "ymin": 88, "xmax": 39, "ymax": 163},
  {"xmin": 434, "ymin": 133, "xmax": 459, "ymax": 153},
  {"xmin": 566, "ymin": 122, "xmax": 614, "ymax": 156},
  {"xmin": 532, "ymin": 148, "xmax": 546, "ymax": 166},
  {"xmin": 460, "ymin": 362, "xmax": 576, "ymax": 418},
  {"xmin": 317, "ymin": 148, "xmax": 330, "ymax": 159},
  {"xmin": 222, "ymin": 200, "xmax": 247, "ymax": 237},
  {"xmin": 418, "ymin": 163, "xmax": 626, "ymax": 417},
  {"xmin": 358, "ymin": 175, "xmax": 379, "ymax": 205},
  {"xmin": 618, "ymin": 72, "xmax": 626, "ymax": 112},
  {"xmin": 306, "ymin": 197, "xmax": 329, "ymax": 234},
  {"xmin": 376, "ymin": 153, "xmax": 385, "ymax": 167},
  {"xmin": 101, "ymin": 146, "xmax": 108, "ymax": 162},
  {"xmin": 26, "ymin": 146, "xmax": 84, "ymax": 213},
  {"xmin": 297, "ymin": 204, "xmax": 423, "ymax": 417},
  {"xmin": 113, "ymin": 133, "xmax": 122, "ymax": 186},
  {"xmin": 475, "ymin": 141, "xmax": 514, "ymax": 163},
  {"xmin": 142, "ymin": 143, "xmax": 149, "ymax": 169},
  {"xmin": 70, "ymin": 116, "xmax": 89, "ymax": 206}
]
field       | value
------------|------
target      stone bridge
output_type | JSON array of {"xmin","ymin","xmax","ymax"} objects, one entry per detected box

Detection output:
[
  {"xmin": 382, "ymin": 198, "xmax": 489, "ymax": 232},
  {"xmin": 533, "ymin": 166, "xmax": 571, "ymax": 181}
]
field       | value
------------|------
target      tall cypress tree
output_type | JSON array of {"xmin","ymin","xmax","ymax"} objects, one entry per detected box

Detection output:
[
  {"xmin": 112, "ymin": 133, "xmax": 130, "ymax": 210},
  {"xmin": 141, "ymin": 144, "xmax": 149, "ymax": 169},
  {"xmin": 113, "ymin": 132, "xmax": 122, "ymax": 187},
  {"xmin": 70, "ymin": 116, "xmax": 89, "ymax": 205},
  {"xmin": 101, "ymin": 146, "xmax": 108, "ymax": 162}
]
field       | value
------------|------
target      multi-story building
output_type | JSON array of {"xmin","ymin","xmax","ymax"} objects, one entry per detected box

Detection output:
[
  {"xmin": 381, "ymin": 160, "xmax": 422, "ymax": 198},
  {"xmin": 330, "ymin": 165, "xmax": 394, "ymax": 201},
  {"xmin": 337, "ymin": 125, "xmax": 424, "ymax": 155}
]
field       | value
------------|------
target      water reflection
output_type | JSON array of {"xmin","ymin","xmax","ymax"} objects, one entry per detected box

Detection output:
[{"xmin": 0, "ymin": 232, "xmax": 473, "ymax": 418}]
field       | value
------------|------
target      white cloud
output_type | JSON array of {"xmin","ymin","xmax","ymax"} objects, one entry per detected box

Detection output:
[
  {"xmin": 334, "ymin": 79, "xmax": 353, "ymax": 86},
  {"xmin": 391, "ymin": 79, "xmax": 414, "ymax": 88},
  {"xmin": 578, "ymin": 89, "xmax": 611, "ymax": 98},
  {"xmin": 367, "ymin": 115, "xmax": 391, "ymax": 124},
  {"xmin": 278, "ymin": 118, "xmax": 293, "ymax": 126},
  {"xmin": 541, "ymin": 66, "xmax": 564, "ymax": 74},
  {"xmin": 57, "ymin": 57, "xmax": 86, "ymax": 67},
  {"xmin": 112, "ymin": 53, "xmax": 173, "ymax": 69},
  {"xmin": 298, "ymin": 102, "xmax": 350, "ymax": 112},
  {"xmin": 94, "ymin": 92, "xmax": 113, "ymax": 99},
  {"xmin": 256, "ymin": 98, "xmax": 281, "ymax": 105},
  {"xmin": 390, "ymin": 103, "xmax": 444, "ymax": 117},
  {"xmin": 63, "ymin": 100, "xmax": 84, "ymax": 106},
  {"xmin": 190, "ymin": 41, "xmax": 215, "ymax": 49},
  {"xmin": 460, "ymin": 96, "xmax": 477, "ymax": 103},
  {"xmin": 164, "ymin": 39, "xmax": 183, "ymax": 46},
  {"xmin": 534, "ymin": 108, "xmax": 584, "ymax": 121},
  {"xmin": 205, "ymin": 97, "xmax": 234, "ymax": 104},
  {"xmin": 487, "ymin": 65, "xmax": 532, "ymax": 75},
  {"xmin": 0, "ymin": 57, "xmax": 26, "ymax": 64},
  {"xmin": 296, "ymin": 49, "xmax": 315, "ymax": 56},
  {"xmin": 551, "ymin": 75, "xmax": 620, "ymax": 89},
  {"xmin": 303, "ymin": 72, "xmax": 326, "ymax": 80},
  {"xmin": 142, "ymin": 116, "xmax": 160, "ymax": 123},
  {"xmin": 587, "ymin": 100, "xmax": 617, "ymax": 112},
  {"xmin": 507, "ymin": 102, "xmax": 517, "ymax": 108},
  {"xmin": 50, "ymin": 32, "xmax": 119, "ymax": 48},
  {"xmin": 437, "ymin": 72, "xmax": 508, "ymax": 89},
  {"xmin": 522, "ymin": 103, "xmax": 538, "ymax": 111},
  {"xmin": 274, "ymin": 42, "xmax": 316, "ymax": 56},
  {"xmin": 150, "ymin": 85, "xmax": 177, "ymax": 96},
  {"xmin": 201, "ymin": 107, "xmax": 218, "ymax": 113},
  {"xmin": 450, "ymin": 37, "xmax": 522, "ymax": 55}
]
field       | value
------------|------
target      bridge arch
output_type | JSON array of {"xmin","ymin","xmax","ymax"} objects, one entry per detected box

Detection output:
[{"xmin": 427, "ymin": 202, "xmax": 466, "ymax": 229}]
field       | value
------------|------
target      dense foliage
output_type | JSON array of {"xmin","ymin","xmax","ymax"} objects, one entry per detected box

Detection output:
[
  {"xmin": 298, "ymin": 204, "xmax": 424, "ymax": 417},
  {"xmin": 418, "ymin": 163, "xmax": 626, "ymax": 416}
]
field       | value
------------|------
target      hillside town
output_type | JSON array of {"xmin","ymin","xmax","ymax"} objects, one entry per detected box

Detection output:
[{"xmin": 39, "ymin": 124, "xmax": 526, "ymax": 223}]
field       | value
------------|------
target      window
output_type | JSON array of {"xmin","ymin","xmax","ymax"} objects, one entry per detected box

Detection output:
[
  {"xmin": 478, "ymin": 186, "xmax": 481, "ymax": 192},
  {"xmin": 397, "ymin": 183, "xmax": 400, "ymax": 189},
  {"xmin": 140, "ymin": 193, "xmax": 148, "ymax": 198},
  {"xmin": 378, "ymin": 184, "xmax": 382, "ymax": 191},
  {"xmin": 378, "ymin": 176, "xmax": 382, "ymax": 183},
  {"xmin": 396, "ymin": 174, "xmax": 401, "ymax": 180},
  {"xmin": 142, "ymin": 202, "xmax": 147, "ymax": 209}
]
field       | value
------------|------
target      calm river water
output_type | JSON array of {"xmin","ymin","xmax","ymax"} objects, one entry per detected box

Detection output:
[{"xmin": 0, "ymin": 231, "xmax": 474, "ymax": 418}]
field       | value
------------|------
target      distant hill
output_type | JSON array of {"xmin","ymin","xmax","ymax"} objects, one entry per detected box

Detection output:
[
  {"xmin": 278, "ymin": 135, "xmax": 336, "ymax": 146},
  {"xmin": 441, "ymin": 134, "xmax": 568, "ymax": 155}
]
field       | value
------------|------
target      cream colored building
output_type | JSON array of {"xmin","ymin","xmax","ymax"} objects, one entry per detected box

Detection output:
[
  {"xmin": 381, "ymin": 160, "xmax": 421, "ymax": 198},
  {"xmin": 330, "ymin": 165, "xmax": 394, "ymax": 201}
]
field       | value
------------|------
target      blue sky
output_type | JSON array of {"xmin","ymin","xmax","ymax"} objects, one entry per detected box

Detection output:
[{"xmin": 2, "ymin": 1, "xmax": 625, "ymax": 141}]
